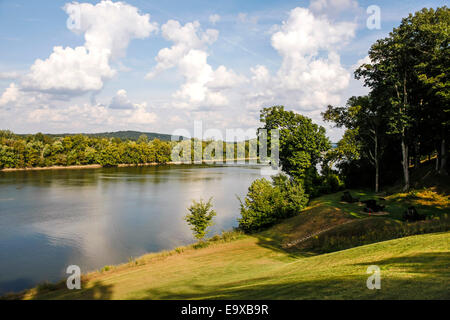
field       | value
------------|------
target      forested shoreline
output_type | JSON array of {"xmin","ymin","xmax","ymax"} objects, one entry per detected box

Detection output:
[
  {"xmin": 0, "ymin": 131, "xmax": 173, "ymax": 169},
  {"xmin": 0, "ymin": 130, "xmax": 259, "ymax": 170}
]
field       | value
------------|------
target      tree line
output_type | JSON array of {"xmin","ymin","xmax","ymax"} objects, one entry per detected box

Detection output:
[
  {"xmin": 323, "ymin": 7, "xmax": 449, "ymax": 192},
  {"xmin": 238, "ymin": 6, "xmax": 449, "ymax": 232},
  {"xmin": 0, "ymin": 131, "xmax": 173, "ymax": 168},
  {"xmin": 0, "ymin": 130, "xmax": 260, "ymax": 169}
]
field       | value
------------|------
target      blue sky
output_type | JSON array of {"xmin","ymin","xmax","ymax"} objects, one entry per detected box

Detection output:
[{"xmin": 0, "ymin": 0, "xmax": 447, "ymax": 141}]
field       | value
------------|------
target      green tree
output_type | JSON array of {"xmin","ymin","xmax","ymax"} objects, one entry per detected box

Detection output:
[
  {"xmin": 0, "ymin": 145, "xmax": 16, "ymax": 168},
  {"xmin": 238, "ymin": 175, "xmax": 308, "ymax": 232},
  {"xmin": 259, "ymin": 106, "xmax": 330, "ymax": 193},
  {"xmin": 98, "ymin": 143, "xmax": 120, "ymax": 167},
  {"xmin": 355, "ymin": 6, "xmax": 450, "ymax": 189},
  {"xmin": 137, "ymin": 134, "xmax": 149, "ymax": 144},
  {"xmin": 323, "ymin": 95, "xmax": 386, "ymax": 192},
  {"xmin": 184, "ymin": 198, "xmax": 217, "ymax": 240},
  {"xmin": 412, "ymin": 7, "xmax": 449, "ymax": 173}
]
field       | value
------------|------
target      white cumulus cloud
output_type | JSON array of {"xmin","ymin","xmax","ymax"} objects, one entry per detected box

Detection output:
[
  {"xmin": 145, "ymin": 20, "xmax": 218, "ymax": 78},
  {"xmin": 0, "ymin": 83, "xmax": 20, "ymax": 106},
  {"xmin": 0, "ymin": 82, "xmax": 51, "ymax": 108},
  {"xmin": 0, "ymin": 71, "xmax": 21, "ymax": 80},
  {"xmin": 64, "ymin": 1, "xmax": 157, "ymax": 59},
  {"xmin": 209, "ymin": 14, "xmax": 221, "ymax": 25},
  {"xmin": 147, "ymin": 20, "xmax": 245, "ymax": 109},
  {"xmin": 245, "ymin": 7, "xmax": 356, "ymax": 112},
  {"xmin": 124, "ymin": 103, "xmax": 158, "ymax": 124},
  {"xmin": 20, "ymin": 0, "xmax": 157, "ymax": 96},
  {"xmin": 109, "ymin": 89, "xmax": 135, "ymax": 109},
  {"xmin": 22, "ymin": 46, "xmax": 115, "ymax": 94}
]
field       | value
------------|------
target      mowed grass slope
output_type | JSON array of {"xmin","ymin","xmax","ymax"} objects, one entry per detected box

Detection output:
[
  {"xmin": 9, "ymin": 189, "xmax": 450, "ymax": 300},
  {"xmin": 17, "ymin": 232, "xmax": 450, "ymax": 300}
]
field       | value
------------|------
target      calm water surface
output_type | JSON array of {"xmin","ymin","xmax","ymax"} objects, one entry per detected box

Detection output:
[{"xmin": 0, "ymin": 164, "xmax": 267, "ymax": 294}]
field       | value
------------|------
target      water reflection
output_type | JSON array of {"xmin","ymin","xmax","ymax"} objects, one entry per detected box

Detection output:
[{"xmin": 0, "ymin": 164, "xmax": 266, "ymax": 294}]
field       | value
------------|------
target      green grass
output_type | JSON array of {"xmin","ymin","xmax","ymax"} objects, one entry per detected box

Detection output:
[
  {"xmin": 5, "ymin": 188, "xmax": 449, "ymax": 300},
  {"xmin": 12, "ymin": 232, "xmax": 449, "ymax": 300},
  {"xmin": 316, "ymin": 188, "xmax": 449, "ymax": 220}
]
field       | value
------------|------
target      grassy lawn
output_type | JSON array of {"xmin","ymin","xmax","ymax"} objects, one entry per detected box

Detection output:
[
  {"xmin": 15, "ymin": 232, "xmax": 450, "ymax": 300},
  {"xmin": 7, "ymin": 188, "xmax": 449, "ymax": 300},
  {"xmin": 313, "ymin": 188, "xmax": 449, "ymax": 220}
]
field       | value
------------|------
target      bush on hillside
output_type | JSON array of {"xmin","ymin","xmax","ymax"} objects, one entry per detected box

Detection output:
[
  {"xmin": 185, "ymin": 198, "xmax": 217, "ymax": 240},
  {"xmin": 238, "ymin": 174, "xmax": 309, "ymax": 232}
]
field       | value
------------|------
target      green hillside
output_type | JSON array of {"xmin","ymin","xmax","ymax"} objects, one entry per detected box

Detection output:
[
  {"xmin": 19, "ymin": 130, "xmax": 185, "ymax": 142},
  {"xmin": 14, "ymin": 232, "xmax": 449, "ymax": 300},
  {"xmin": 8, "ymin": 189, "xmax": 449, "ymax": 300}
]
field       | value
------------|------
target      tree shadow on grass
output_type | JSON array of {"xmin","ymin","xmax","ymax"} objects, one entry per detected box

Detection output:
[
  {"xmin": 354, "ymin": 252, "xmax": 450, "ymax": 275},
  {"xmin": 140, "ymin": 275, "xmax": 449, "ymax": 300},
  {"xmin": 64, "ymin": 280, "xmax": 114, "ymax": 300},
  {"xmin": 139, "ymin": 252, "xmax": 450, "ymax": 300},
  {"xmin": 250, "ymin": 233, "xmax": 314, "ymax": 259},
  {"xmin": 4, "ymin": 280, "xmax": 114, "ymax": 300}
]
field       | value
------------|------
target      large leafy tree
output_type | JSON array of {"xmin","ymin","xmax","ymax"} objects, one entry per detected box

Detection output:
[
  {"xmin": 259, "ymin": 106, "xmax": 330, "ymax": 191},
  {"xmin": 355, "ymin": 7, "xmax": 449, "ymax": 190},
  {"xmin": 323, "ymin": 95, "xmax": 387, "ymax": 192},
  {"xmin": 412, "ymin": 7, "xmax": 449, "ymax": 173}
]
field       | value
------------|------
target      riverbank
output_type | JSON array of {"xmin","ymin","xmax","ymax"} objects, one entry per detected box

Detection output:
[
  {"xmin": 4, "ymin": 188, "xmax": 449, "ymax": 300},
  {"xmin": 7, "ymin": 230, "xmax": 449, "ymax": 300},
  {"xmin": 0, "ymin": 158, "xmax": 260, "ymax": 172}
]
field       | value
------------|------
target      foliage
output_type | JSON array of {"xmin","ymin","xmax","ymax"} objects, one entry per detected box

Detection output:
[
  {"xmin": 259, "ymin": 106, "xmax": 331, "ymax": 194},
  {"xmin": 353, "ymin": 6, "xmax": 449, "ymax": 189},
  {"xmin": 324, "ymin": 6, "xmax": 449, "ymax": 192},
  {"xmin": 0, "ymin": 131, "xmax": 174, "ymax": 168},
  {"xmin": 32, "ymin": 130, "xmax": 185, "ymax": 142},
  {"xmin": 0, "ymin": 131, "xmax": 262, "ymax": 169},
  {"xmin": 184, "ymin": 198, "xmax": 217, "ymax": 240},
  {"xmin": 238, "ymin": 174, "xmax": 308, "ymax": 232},
  {"xmin": 323, "ymin": 95, "xmax": 387, "ymax": 192}
]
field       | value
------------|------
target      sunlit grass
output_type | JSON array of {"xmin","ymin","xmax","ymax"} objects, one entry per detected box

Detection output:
[
  {"xmin": 12, "ymin": 232, "xmax": 449, "ymax": 300},
  {"xmin": 5, "ymin": 188, "xmax": 448, "ymax": 300}
]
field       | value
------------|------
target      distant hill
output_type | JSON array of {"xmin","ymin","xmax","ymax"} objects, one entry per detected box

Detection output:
[{"xmin": 33, "ymin": 131, "xmax": 186, "ymax": 142}]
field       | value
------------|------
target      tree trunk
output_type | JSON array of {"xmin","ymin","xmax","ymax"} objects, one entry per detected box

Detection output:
[
  {"xmin": 435, "ymin": 144, "xmax": 441, "ymax": 171},
  {"xmin": 440, "ymin": 138, "xmax": 447, "ymax": 174},
  {"xmin": 374, "ymin": 134, "xmax": 379, "ymax": 193},
  {"xmin": 375, "ymin": 159, "xmax": 379, "ymax": 193},
  {"xmin": 414, "ymin": 142, "xmax": 419, "ymax": 169},
  {"xmin": 400, "ymin": 74, "xmax": 410, "ymax": 191},
  {"xmin": 401, "ymin": 135, "xmax": 409, "ymax": 191}
]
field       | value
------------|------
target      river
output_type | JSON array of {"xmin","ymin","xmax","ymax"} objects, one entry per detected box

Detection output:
[{"xmin": 0, "ymin": 164, "xmax": 269, "ymax": 294}]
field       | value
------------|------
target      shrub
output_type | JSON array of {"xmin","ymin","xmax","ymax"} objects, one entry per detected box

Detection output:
[
  {"xmin": 100, "ymin": 265, "xmax": 113, "ymax": 272},
  {"xmin": 238, "ymin": 174, "xmax": 308, "ymax": 232},
  {"xmin": 192, "ymin": 241, "xmax": 210, "ymax": 249},
  {"xmin": 308, "ymin": 172, "xmax": 345, "ymax": 197},
  {"xmin": 174, "ymin": 247, "xmax": 184, "ymax": 254},
  {"xmin": 185, "ymin": 198, "xmax": 217, "ymax": 240}
]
